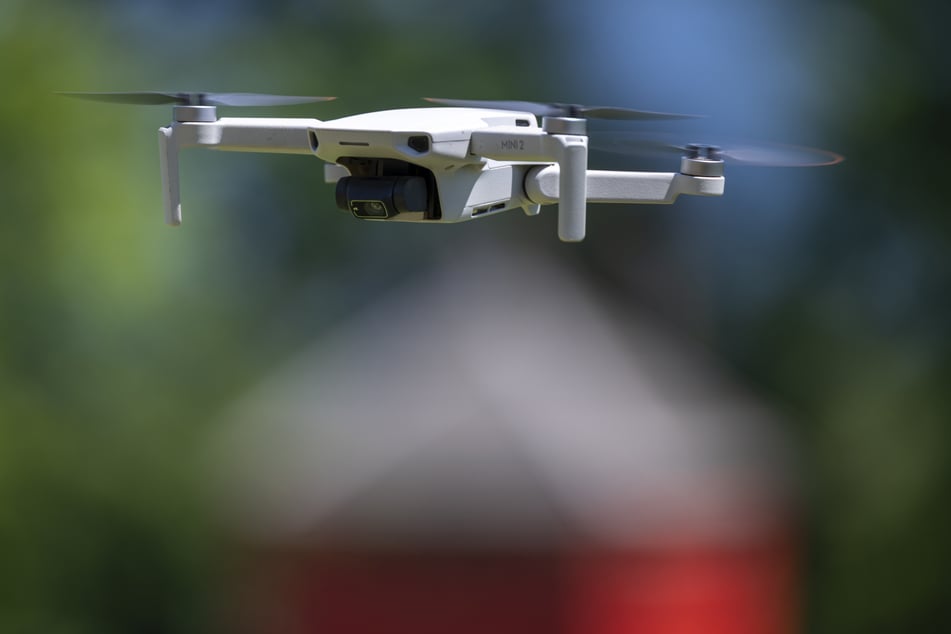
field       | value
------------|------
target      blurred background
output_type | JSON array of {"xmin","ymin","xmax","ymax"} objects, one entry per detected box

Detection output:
[{"xmin": 1, "ymin": 0, "xmax": 949, "ymax": 632}]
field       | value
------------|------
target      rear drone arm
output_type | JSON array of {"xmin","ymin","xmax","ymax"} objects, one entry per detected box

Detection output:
[
  {"xmin": 471, "ymin": 121, "xmax": 726, "ymax": 241},
  {"xmin": 524, "ymin": 164, "xmax": 725, "ymax": 207},
  {"xmin": 158, "ymin": 116, "xmax": 321, "ymax": 225}
]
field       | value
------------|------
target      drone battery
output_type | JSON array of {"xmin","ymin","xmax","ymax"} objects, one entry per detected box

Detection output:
[{"xmin": 335, "ymin": 176, "xmax": 429, "ymax": 219}]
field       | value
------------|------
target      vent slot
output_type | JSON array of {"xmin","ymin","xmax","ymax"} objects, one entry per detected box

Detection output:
[{"xmin": 473, "ymin": 202, "xmax": 508, "ymax": 217}]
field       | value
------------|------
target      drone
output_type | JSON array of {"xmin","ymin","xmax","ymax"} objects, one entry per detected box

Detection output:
[{"xmin": 62, "ymin": 92, "xmax": 843, "ymax": 242}]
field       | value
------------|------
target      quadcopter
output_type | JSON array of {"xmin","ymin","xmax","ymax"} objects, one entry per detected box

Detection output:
[{"xmin": 62, "ymin": 92, "xmax": 843, "ymax": 242}]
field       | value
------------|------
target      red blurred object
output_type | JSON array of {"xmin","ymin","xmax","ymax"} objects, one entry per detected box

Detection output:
[
  {"xmin": 571, "ymin": 542, "xmax": 797, "ymax": 634},
  {"xmin": 237, "ymin": 536, "xmax": 796, "ymax": 634}
]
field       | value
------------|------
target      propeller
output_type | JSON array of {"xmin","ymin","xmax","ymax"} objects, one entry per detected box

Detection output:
[
  {"xmin": 424, "ymin": 97, "xmax": 702, "ymax": 121},
  {"xmin": 593, "ymin": 131, "xmax": 844, "ymax": 167},
  {"xmin": 59, "ymin": 91, "xmax": 336, "ymax": 107}
]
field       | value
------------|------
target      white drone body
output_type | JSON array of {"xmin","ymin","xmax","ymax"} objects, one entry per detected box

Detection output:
[{"xmin": 157, "ymin": 103, "xmax": 727, "ymax": 242}]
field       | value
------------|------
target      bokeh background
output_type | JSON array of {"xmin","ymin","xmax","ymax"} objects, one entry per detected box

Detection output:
[{"xmin": 2, "ymin": 0, "xmax": 949, "ymax": 632}]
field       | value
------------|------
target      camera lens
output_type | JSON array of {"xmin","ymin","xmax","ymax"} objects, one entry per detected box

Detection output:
[
  {"xmin": 350, "ymin": 199, "xmax": 390, "ymax": 218},
  {"xmin": 335, "ymin": 176, "xmax": 429, "ymax": 219}
]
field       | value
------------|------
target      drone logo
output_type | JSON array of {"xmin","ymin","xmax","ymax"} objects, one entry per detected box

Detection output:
[
  {"xmin": 500, "ymin": 139, "xmax": 526, "ymax": 152},
  {"xmin": 61, "ymin": 92, "xmax": 843, "ymax": 242}
]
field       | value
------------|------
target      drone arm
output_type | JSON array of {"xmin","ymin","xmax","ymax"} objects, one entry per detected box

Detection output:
[
  {"xmin": 155, "ymin": 118, "xmax": 323, "ymax": 226},
  {"xmin": 197, "ymin": 117, "xmax": 320, "ymax": 154},
  {"xmin": 469, "ymin": 127, "xmax": 588, "ymax": 241},
  {"xmin": 525, "ymin": 166, "xmax": 725, "ymax": 206},
  {"xmin": 166, "ymin": 118, "xmax": 321, "ymax": 154},
  {"xmin": 158, "ymin": 126, "xmax": 181, "ymax": 226},
  {"xmin": 556, "ymin": 136, "xmax": 587, "ymax": 241}
]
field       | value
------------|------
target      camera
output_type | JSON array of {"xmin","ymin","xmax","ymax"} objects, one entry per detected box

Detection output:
[{"xmin": 335, "ymin": 175, "xmax": 429, "ymax": 219}]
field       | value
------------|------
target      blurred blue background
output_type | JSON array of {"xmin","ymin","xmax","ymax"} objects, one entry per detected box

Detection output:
[{"xmin": 2, "ymin": 0, "xmax": 949, "ymax": 632}]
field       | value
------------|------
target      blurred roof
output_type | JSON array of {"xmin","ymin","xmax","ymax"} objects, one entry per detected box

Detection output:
[{"xmin": 211, "ymin": 240, "xmax": 795, "ymax": 548}]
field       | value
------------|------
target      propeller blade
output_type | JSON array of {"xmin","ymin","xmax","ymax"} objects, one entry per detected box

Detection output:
[
  {"xmin": 424, "ymin": 98, "xmax": 702, "ymax": 120},
  {"xmin": 593, "ymin": 132, "xmax": 844, "ymax": 167},
  {"xmin": 59, "ymin": 91, "xmax": 187, "ymax": 105},
  {"xmin": 574, "ymin": 105, "xmax": 703, "ymax": 121},
  {"xmin": 201, "ymin": 93, "xmax": 336, "ymax": 107},
  {"xmin": 59, "ymin": 91, "xmax": 335, "ymax": 107},
  {"xmin": 717, "ymin": 143, "xmax": 844, "ymax": 167}
]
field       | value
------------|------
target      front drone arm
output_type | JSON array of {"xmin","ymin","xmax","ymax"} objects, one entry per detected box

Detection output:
[
  {"xmin": 470, "ymin": 122, "xmax": 588, "ymax": 241},
  {"xmin": 158, "ymin": 117, "xmax": 321, "ymax": 225}
]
